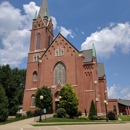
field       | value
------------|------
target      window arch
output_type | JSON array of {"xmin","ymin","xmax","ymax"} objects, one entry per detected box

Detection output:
[
  {"xmin": 31, "ymin": 95, "xmax": 35, "ymax": 106},
  {"xmin": 33, "ymin": 71, "xmax": 38, "ymax": 81},
  {"xmin": 36, "ymin": 33, "xmax": 40, "ymax": 50},
  {"xmin": 54, "ymin": 62, "xmax": 66, "ymax": 85}
]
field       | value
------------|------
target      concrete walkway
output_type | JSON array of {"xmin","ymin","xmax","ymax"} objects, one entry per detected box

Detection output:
[{"xmin": 0, "ymin": 116, "xmax": 130, "ymax": 130}]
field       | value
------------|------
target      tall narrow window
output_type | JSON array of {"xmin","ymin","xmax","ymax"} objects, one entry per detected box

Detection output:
[
  {"xmin": 36, "ymin": 33, "xmax": 40, "ymax": 50},
  {"xmin": 54, "ymin": 62, "xmax": 66, "ymax": 85},
  {"xmin": 33, "ymin": 71, "xmax": 37, "ymax": 81},
  {"xmin": 34, "ymin": 55, "xmax": 37, "ymax": 62},
  {"xmin": 31, "ymin": 95, "xmax": 35, "ymax": 106}
]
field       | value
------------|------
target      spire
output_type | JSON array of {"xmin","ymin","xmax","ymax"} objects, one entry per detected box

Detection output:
[
  {"xmin": 43, "ymin": 8, "xmax": 48, "ymax": 20},
  {"xmin": 92, "ymin": 43, "xmax": 96, "ymax": 58},
  {"xmin": 39, "ymin": 0, "xmax": 50, "ymax": 19},
  {"xmin": 33, "ymin": 11, "xmax": 38, "ymax": 21}
]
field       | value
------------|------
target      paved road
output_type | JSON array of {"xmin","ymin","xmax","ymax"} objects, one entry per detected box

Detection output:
[{"xmin": 0, "ymin": 117, "xmax": 130, "ymax": 130}]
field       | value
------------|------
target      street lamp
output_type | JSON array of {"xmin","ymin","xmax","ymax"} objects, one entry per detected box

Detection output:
[
  {"xmin": 39, "ymin": 95, "xmax": 44, "ymax": 122},
  {"xmin": 104, "ymin": 100, "xmax": 108, "ymax": 122}
]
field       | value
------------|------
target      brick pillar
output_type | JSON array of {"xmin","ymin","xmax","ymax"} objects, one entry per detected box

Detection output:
[
  {"xmin": 128, "ymin": 107, "xmax": 130, "ymax": 115},
  {"xmin": 125, "ymin": 108, "xmax": 128, "ymax": 115}
]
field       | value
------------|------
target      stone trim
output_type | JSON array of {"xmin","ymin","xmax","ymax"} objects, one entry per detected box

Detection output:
[
  {"xmin": 25, "ymin": 88, "xmax": 38, "ymax": 91},
  {"xmin": 85, "ymin": 90, "xmax": 94, "ymax": 92}
]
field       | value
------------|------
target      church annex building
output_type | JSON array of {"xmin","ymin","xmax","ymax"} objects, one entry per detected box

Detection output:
[{"xmin": 23, "ymin": 0, "xmax": 119, "ymax": 115}]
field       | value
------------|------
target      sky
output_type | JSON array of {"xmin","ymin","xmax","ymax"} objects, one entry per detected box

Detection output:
[{"xmin": 0, "ymin": 0, "xmax": 130, "ymax": 100}]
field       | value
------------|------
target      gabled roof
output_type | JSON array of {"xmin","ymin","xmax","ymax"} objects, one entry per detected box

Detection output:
[
  {"xmin": 39, "ymin": 0, "xmax": 50, "ymax": 19},
  {"xmin": 118, "ymin": 99, "xmax": 130, "ymax": 107},
  {"xmin": 98, "ymin": 63, "xmax": 105, "ymax": 78},
  {"xmin": 82, "ymin": 49, "xmax": 93, "ymax": 62},
  {"xmin": 41, "ymin": 33, "xmax": 79, "ymax": 58}
]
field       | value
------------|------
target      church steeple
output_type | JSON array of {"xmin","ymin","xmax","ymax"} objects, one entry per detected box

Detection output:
[{"xmin": 39, "ymin": 0, "xmax": 50, "ymax": 19}]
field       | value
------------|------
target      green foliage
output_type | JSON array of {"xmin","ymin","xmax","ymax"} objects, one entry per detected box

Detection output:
[
  {"xmin": 34, "ymin": 108, "xmax": 42, "ymax": 117},
  {"xmin": 88, "ymin": 100, "xmax": 97, "ymax": 120},
  {"xmin": 76, "ymin": 111, "xmax": 82, "ymax": 117},
  {"xmin": 0, "ymin": 84, "xmax": 9, "ymax": 122},
  {"xmin": 15, "ymin": 113, "xmax": 22, "ymax": 119},
  {"xmin": 78, "ymin": 116, "xmax": 89, "ymax": 120},
  {"xmin": 93, "ymin": 115, "xmax": 108, "ymax": 120},
  {"xmin": 35, "ymin": 86, "xmax": 52, "ymax": 111},
  {"xmin": 107, "ymin": 111, "xmax": 116, "ymax": 120},
  {"xmin": 26, "ymin": 111, "xmax": 33, "ymax": 117},
  {"xmin": 59, "ymin": 83, "xmax": 79, "ymax": 118},
  {"xmin": 56, "ymin": 108, "xmax": 66, "ymax": 118},
  {"xmin": 0, "ymin": 65, "xmax": 26, "ymax": 115}
]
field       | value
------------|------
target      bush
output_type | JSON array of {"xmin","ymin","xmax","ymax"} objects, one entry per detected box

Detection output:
[
  {"xmin": 93, "ymin": 116, "xmax": 108, "ymax": 120},
  {"xmin": 26, "ymin": 110, "xmax": 33, "ymax": 117},
  {"xmin": 76, "ymin": 111, "xmax": 82, "ymax": 117},
  {"xmin": 16, "ymin": 113, "xmax": 22, "ymax": 119},
  {"xmin": 56, "ymin": 108, "xmax": 66, "ymax": 118},
  {"xmin": 78, "ymin": 116, "xmax": 89, "ymax": 120},
  {"xmin": 107, "ymin": 111, "xmax": 116, "ymax": 120},
  {"xmin": 88, "ymin": 100, "xmax": 97, "ymax": 120},
  {"xmin": 34, "ymin": 108, "xmax": 42, "ymax": 117}
]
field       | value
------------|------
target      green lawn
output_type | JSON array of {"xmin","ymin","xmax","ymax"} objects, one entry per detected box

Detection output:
[
  {"xmin": 43, "ymin": 117, "xmax": 89, "ymax": 122},
  {"xmin": 119, "ymin": 115, "xmax": 130, "ymax": 121}
]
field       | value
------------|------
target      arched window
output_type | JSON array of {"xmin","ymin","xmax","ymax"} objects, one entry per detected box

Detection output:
[
  {"xmin": 55, "ymin": 47, "xmax": 64, "ymax": 56},
  {"xmin": 31, "ymin": 95, "xmax": 35, "ymax": 106},
  {"xmin": 36, "ymin": 33, "xmax": 40, "ymax": 50},
  {"xmin": 54, "ymin": 62, "xmax": 66, "ymax": 85},
  {"xmin": 34, "ymin": 55, "xmax": 37, "ymax": 62},
  {"xmin": 33, "ymin": 71, "xmax": 37, "ymax": 81}
]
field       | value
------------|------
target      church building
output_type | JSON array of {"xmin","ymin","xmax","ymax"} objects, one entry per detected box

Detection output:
[{"xmin": 23, "ymin": 0, "xmax": 119, "ymax": 115}]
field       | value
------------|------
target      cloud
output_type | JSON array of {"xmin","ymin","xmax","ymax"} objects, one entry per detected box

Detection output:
[
  {"xmin": 81, "ymin": 31, "xmax": 85, "ymax": 34},
  {"xmin": 59, "ymin": 26, "xmax": 74, "ymax": 38},
  {"xmin": 51, "ymin": 16, "xmax": 57, "ymax": 30},
  {"xmin": 108, "ymin": 85, "xmax": 130, "ymax": 99},
  {"xmin": 0, "ymin": 2, "xmax": 57, "ymax": 67},
  {"xmin": 81, "ymin": 22, "xmax": 130, "ymax": 58}
]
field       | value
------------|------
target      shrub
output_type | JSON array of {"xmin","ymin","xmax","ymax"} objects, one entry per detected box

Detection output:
[
  {"xmin": 107, "ymin": 111, "xmax": 116, "ymax": 120},
  {"xmin": 53, "ymin": 113, "xmax": 57, "ymax": 117},
  {"xmin": 34, "ymin": 108, "xmax": 42, "ymax": 117},
  {"xmin": 16, "ymin": 113, "xmax": 22, "ymax": 119},
  {"xmin": 65, "ymin": 114, "xmax": 70, "ymax": 118},
  {"xmin": 93, "ymin": 116, "xmax": 107, "ymax": 120},
  {"xmin": 88, "ymin": 100, "xmax": 97, "ymax": 120},
  {"xmin": 56, "ymin": 108, "xmax": 66, "ymax": 118},
  {"xmin": 26, "ymin": 110, "xmax": 33, "ymax": 117},
  {"xmin": 76, "ymin": 111, "xmax": 82, "ymax": 117},
  {"xmin": 78, "ymin": 116, "xmax": 89, "ymax": 120}
]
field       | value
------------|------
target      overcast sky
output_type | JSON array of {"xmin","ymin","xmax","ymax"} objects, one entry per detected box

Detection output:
[{"xmin": 0, "ymin": 0, "xmax": 130, "ymax": 99}]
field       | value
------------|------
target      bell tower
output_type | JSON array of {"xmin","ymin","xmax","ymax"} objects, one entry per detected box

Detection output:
[
  {"xmin": 23, "ymin": 0, "xmax": 53, "ymax": 112},
  {"xmin": 29, "ymin": 0, "xmax": 53, "ymax": 53}
]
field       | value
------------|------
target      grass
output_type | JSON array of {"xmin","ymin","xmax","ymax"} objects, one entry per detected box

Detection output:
[
  {"xmin": 0, "ymin": 117, "xmax": 29, "ymax": 125},
  {"xmin": 42, "ymin": 117, "xmax": 90, "ymax": 122},
  {"xmin": 119, "ymin": 115, "xmax": 130, "ymax": 121},
  {"xmin": 32, "ymin": 117, "xmax": 125, "ymax": 127}
]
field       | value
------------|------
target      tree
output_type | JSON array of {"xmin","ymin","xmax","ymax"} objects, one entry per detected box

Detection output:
[
  {"xmin": 0, "ymin": 65, "xmax": 26, "ymax": 115},
  {"xmin": 88, "ymin": 100, "xmax": 97, "ymax": 120},
  {"xmin": 0, "ymin": 84, "xmax": 9, "ymax": 122},
  {"xmin": 35, "ymin": 86, "xmax": 52, "ymax": 111},
  {"xmin": 59, "ymin": 83, "xmax": 79, "ymax": 118}
]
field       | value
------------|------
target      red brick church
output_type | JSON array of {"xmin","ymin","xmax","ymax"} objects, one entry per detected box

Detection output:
[{"xmin": 23, "ymin": 0, "xmax": 119, "ymax": 115}]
